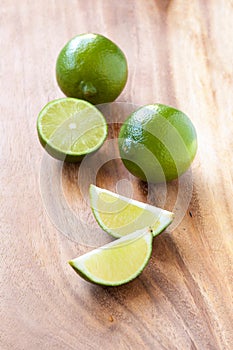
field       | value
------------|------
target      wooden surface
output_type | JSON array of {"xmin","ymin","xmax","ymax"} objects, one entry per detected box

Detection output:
[{"xmin": 1, "ymin": 1, "xmax": 233, "ymax": 349}]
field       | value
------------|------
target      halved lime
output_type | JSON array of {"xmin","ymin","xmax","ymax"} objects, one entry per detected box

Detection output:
[
  {"xmin": 90, "ymin": 184, "xmax": 174, "ymax": 238},
  {"xmin": 69, "ymin": 230, "xmax": 153, "ymax": 286},
  {"xmin": 37, "ymin": 98, "xmax": 108, "ymax": 162}
]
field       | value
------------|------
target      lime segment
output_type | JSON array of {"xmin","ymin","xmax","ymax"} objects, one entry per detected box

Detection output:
[
  {"xmin": 37, "ymin": 98, "xmax": 107, "ymax": 162},
  {"xmin": 90, "ymin": 185, "xmax": 174, "ymax": 238},
  {"xmin": 69, "ymin": 230, "xmax": 153, "ymax": 286}
]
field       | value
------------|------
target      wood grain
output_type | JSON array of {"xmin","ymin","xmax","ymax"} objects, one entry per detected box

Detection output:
[{"xmin": 1, "ymin": 1, "xmax": 233, "ymax": 349}]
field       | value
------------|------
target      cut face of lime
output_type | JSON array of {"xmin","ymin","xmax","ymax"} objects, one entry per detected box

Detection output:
[
  {"xmin": 37, "ymin": 98, "xmax": 108, "ymax": 162},
  {"xmin": 90, "ymin": 185, "xmax": 174, "ymax": 238},
  {"xmin": 69, "ymin": 230, "xmax": 153, "ymax": 286}
]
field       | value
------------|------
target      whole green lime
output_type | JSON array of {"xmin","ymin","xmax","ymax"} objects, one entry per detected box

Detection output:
[
  {"xmin": 118, "ymin": 104, "xmax": 197, "ymax": 183},
  {"xmin": 56, "ymin": 33, "xmax": 128, "ymax": 105}
]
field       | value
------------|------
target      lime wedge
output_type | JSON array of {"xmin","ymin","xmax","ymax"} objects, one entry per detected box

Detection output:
[
  {"xmin": 69, "ymin": 230, "xmax": 153, "ymax": 286},
  {"xmin": 37, "ymin": 98, "xmax": 107, "ymax": 162},
  {"xmin": 90, "ymin": 184, "xmax": 174, "ymax": 238}
]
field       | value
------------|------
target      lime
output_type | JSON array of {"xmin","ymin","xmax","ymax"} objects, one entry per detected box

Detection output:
[
  {"xmin": 90, "ymin": 184, "xmax": 174, "ymax": 238},
  {"xmin": 118, "ymin": 104, "xmax": 197, "ymax": 183},
  {"xmin": 56, "ymin": 33, "xmax": 128, "ymax": 105},
  {"xmin": 37, "ymin": 98, "xmax": 107, "ymax": 162},
  {"xmin": 69, "ymin": 230, "xmax": 153, "ymax": 286}
]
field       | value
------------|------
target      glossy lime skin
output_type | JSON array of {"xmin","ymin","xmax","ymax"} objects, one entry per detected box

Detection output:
[
  {"xmin": 118, "ymin": 104, "xmax": 198, "ymax": 183},
  {"xmin": 56, "ymin": 33, "xmax": 128, "ymax": 105}
]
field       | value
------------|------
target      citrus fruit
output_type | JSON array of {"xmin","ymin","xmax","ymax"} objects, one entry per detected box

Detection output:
[
  {"xmin": 90, "ymin": 184, "xmax": 174, "ymax": 238},
  {"xmin": 118, "ymin": 104, "xmax": 197, "ymax": 183},
  {"xmin": 69, "ymin": 230, "xmax": 153, "ymax": 286},
  {"xmin": 56, "ymin": 33, "xmax": 128, "ymax": 105},
  {"xmin": 37, "ymin": 98, "xmax": 107, "ymax": 162}
]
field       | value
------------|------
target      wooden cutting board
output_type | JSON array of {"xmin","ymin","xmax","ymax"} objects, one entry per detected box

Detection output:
[{"xmin": 1, "ymin": 1, "xmax": 232, "ymax": 349}]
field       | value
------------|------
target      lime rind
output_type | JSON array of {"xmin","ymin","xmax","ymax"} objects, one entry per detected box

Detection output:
[
  {"xmin": 37, "ymin": 98, "xmax": 108, "ymax": 162},
  {"xmin": 69, "ymin": 230, "xmax": 153, "ymax": 286},
  {"xmin": 89, "ymin": 184, "xmax": 174, "ymax": 238}
]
